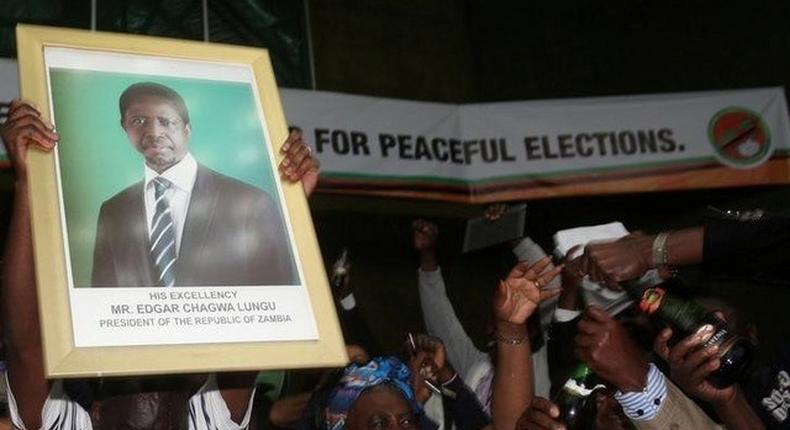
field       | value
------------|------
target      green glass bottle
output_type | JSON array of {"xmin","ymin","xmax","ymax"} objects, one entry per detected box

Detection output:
[
  {"xmin": 624, "ymin": 281, "xmax": 753, "ymax": 388},
  {"xmin": 553, "ymin": 363, "xmax": 605, "ymax": 429}
]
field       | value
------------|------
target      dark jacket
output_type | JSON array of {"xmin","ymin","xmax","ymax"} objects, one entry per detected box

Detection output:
[{"xmin": 91, "ymin": 165, "xmax": 296, "ymax": 287}]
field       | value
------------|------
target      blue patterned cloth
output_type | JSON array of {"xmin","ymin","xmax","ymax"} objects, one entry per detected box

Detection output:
[{"xmin": 324, "ymin": 356, "xmax": 421, "ymax": 430}]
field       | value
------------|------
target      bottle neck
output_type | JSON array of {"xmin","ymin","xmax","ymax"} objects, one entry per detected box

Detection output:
[
  {"xmin": 622, "ymin": 279, "xmax": 647, "ymax": 299},
  {"xmin": 569, "ymin": 362, "xmax": 592, "ymax": 380},
  {"xmin": 559, "ymin": 362, "xmax": 604, "ymax": 398},
  {"xmin": 626, "ymin": 281, "xmax": 723, "ymax": 338}
]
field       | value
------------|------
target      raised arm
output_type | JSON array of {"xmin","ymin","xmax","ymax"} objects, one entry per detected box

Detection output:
[
  {"xmin": 413, "ymin": 219, "xmax": 488, "ymax": 381},
  {"xmin": 491, "ymin": 257, "xmax": 562, "ymax": 430},
  {"xmin": 581, "ymin": 228, "xmax": 704, "ymax": 285},
  {"xmin": 1, "ymin": 99, "xmax": 58, "ymax": 428},
  {"xmin": 411, "ymin": 333, "xmax": 491, "ymax": 430}
]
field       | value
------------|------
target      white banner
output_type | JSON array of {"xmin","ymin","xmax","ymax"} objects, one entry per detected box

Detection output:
[
  {"xmin": 3, "ymin": 58, "xmax": 788, "ymax": 202},
  {"xmin": 281, "ymin": 87, "xmax": 790, "ymax": 202}
]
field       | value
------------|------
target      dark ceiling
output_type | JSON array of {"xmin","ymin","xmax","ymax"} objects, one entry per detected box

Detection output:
[
  {"xmin": 2, "ymin": 1, "xmax": 789, "ymax": 102},
  {"xmin": 311, "ymin": 0, "xmax": 790, "ymax": 102}
]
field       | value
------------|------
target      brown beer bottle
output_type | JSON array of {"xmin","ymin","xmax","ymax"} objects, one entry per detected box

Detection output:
[{"xmin": 624, "ymin": 281, "xmax": 753, "ymax": 388}]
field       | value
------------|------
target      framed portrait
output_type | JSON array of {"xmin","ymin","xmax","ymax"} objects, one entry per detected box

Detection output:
[{"xmin": 16, "ymin": 24, "xmax": 347, "ymax": 377}]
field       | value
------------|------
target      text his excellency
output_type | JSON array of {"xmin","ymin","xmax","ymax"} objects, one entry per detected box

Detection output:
[{"xmin": 91, "ymin": 82, "xmax": 296, "ymax": 287}]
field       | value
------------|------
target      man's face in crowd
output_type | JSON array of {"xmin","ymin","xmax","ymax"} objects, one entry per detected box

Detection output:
[{"xmin": 122, "ymin": 95, "xmax": 191, "ymax": 173}]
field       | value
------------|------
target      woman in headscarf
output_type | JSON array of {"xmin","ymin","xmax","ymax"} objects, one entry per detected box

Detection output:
[{"xmin": 321, "ymin": 356, "xmax": 430, "ymax": 430}]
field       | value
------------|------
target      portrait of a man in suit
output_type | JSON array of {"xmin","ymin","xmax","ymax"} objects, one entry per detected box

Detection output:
[{"xmin": 91, "ymin": 82, "xmax": 297, "ymax": 287}]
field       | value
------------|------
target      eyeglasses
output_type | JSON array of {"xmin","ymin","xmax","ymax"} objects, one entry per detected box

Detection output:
[{"xmin": 125, "ymin": 116, "xmax": 183, "ymax": 130}]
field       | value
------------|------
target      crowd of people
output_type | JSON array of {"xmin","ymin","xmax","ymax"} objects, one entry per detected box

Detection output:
[{"xmin": 0, "ymin": 98, "xmax": 788, "ymax": 430}]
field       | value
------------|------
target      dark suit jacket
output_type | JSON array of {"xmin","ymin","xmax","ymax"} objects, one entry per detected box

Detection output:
[{"xmin": 91, "ymin": 165, "xmax": 296, "ymax": 287}]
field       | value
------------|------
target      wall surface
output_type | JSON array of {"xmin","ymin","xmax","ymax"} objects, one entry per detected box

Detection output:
[{"xmin": 0, "ymin": 59, "xmax": 19, "ymax": 101}]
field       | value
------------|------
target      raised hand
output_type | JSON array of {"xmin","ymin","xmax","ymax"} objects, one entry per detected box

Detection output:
[
  {"xmin": 484, "ymin": 203, "xmax": 508, "ymax": 222},
  {"xmin": 411, "ymin": 333, "xmax": 455, "ymax": 383},
  {"xmin": 411, "ymin": 219, "xmax": 438, "ymax": 252},
  {"xmin": 493, "ymin": 257, "xmax": 562, "ymax": 325},
  {"xmin": 580, "ymin": 233, "xmax": 653, "ymax": 288},
  {"xmin": 406, "ymin": 350, "xmax": 436, "ymax": 404},
  {"xmin": 279, "ymin": 128, "xmax": 319, "ymax": 197}
]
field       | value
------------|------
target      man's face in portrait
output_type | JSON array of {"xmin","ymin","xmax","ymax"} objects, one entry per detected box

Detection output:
[{"xmin": 122, "ymin": 95, "xmax": 191, "ymax": 173}]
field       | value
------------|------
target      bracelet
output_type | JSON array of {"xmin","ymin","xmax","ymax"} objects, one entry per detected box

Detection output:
[
  {"xmin": 652, "ymin": 232, "xmax": 670, "ymax": 269},
  {"xmin": 494, "ymin": 332, "xmax": 529, "ymax": 345}
]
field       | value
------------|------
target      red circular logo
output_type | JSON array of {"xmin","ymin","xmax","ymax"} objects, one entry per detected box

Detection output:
[{"xmin": 708, "ymin": 107, "xmax": 771, "ymax": 168}]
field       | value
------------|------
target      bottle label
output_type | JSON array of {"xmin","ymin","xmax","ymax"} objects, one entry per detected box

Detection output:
[
  {"xmin": 694, "ymin": 324, "xmax": 731, "ymax": 349},
  {"xmin": 639, "ymin": 287, "xmax": 666, "ymax": 314},
  {"xmin": 709, "ymin": 331, "xmax": 742, "ymax": 358}
]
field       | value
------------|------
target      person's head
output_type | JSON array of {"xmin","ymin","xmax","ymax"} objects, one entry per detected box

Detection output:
[
  {"xmin": 346, "ymin": 384, "xmax": 417, "ymax": 430},
  {"xmin": 324, "ymin": 356, "xmax": 421, "ymax": 430},
  {"xmin": 693, "ymin": 295, "xmax": 758, "ymax": 344},
  {"xmin": 119, "ymin": 82, "xmax": 191, "ymax": 173}
]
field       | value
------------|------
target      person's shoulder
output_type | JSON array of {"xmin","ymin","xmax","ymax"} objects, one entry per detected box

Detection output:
[
  {"xmin": 198, "ymin": 165, "xmax": 273, "ymax": 200},
  {"xmin": 99, "ymin": 181, "xmax": 144, "ymax": 212}
]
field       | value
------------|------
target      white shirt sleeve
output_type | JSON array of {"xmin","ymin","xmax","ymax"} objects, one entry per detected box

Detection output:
[
  {"xmin": 553, "ymin": 308, "xmax": 581, "ymax": 323},
  {"xmin": 187, "ymin": 374, "xmax": 256, "ymax": 430},
  {"xmin": 417, "ymin": 267, "xmax": 489, "ymax": 382},
  {"xmin": 339, "ymin": 293, "xmax": 357, "ymax": 311},
  {"xmin": 3, "ymin": 372, "xmax": 92, "ymax": 430}
]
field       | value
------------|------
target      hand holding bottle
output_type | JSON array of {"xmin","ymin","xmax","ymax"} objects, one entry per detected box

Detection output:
[
  {"xmin": 410, "ymin": 333, "xmax": 455, "ymax": 384},
  {"xmin": 516, "ymin": 397, "xmax": 566, "ymax": 430},
  {"xmin": 574, "ymin": 306, "xmax": 650, "ymax": 393},
  {"xmin": 625, "ymin": 281, "xmax": 753, "ymax": 388},
  {"xmin": 407, "ymin": 349, "xmax": 436, "ymax": 404},
  {"xmin": 406, "ymin": 333, "xmax": 456, "ymax": 403},
  {"xmin": 653, "ymin": 327, "xmax": 736, "ymax": 405}
]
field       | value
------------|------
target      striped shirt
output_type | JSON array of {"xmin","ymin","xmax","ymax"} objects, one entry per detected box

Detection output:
[
  {"xmin": 613, "ymin": 363, "xmax": 668, "ymax": 421},
  {"xmin": 3, "ymin": 372, "xmax": 254, "ymax": 430}
]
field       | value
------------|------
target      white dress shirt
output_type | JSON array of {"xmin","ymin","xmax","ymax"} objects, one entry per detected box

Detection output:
[{"xmin": 143, "ymin": 153, "xmax": 198, "ymax": 255}]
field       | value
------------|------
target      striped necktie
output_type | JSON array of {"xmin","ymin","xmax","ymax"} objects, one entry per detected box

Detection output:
[{"xmin": 150, "ymin": 177, "xmax": 177, "ymax": 287}]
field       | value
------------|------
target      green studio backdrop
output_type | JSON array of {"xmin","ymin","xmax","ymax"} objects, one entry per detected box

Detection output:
[{"xmin": 50, "ymin": 68, "xmax": 291, "ymax": 287}]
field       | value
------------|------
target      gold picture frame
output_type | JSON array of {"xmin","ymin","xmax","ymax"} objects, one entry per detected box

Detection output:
[{"xmin": 17, "ymin": 24, "xmax": 347, "ymax": 377}]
